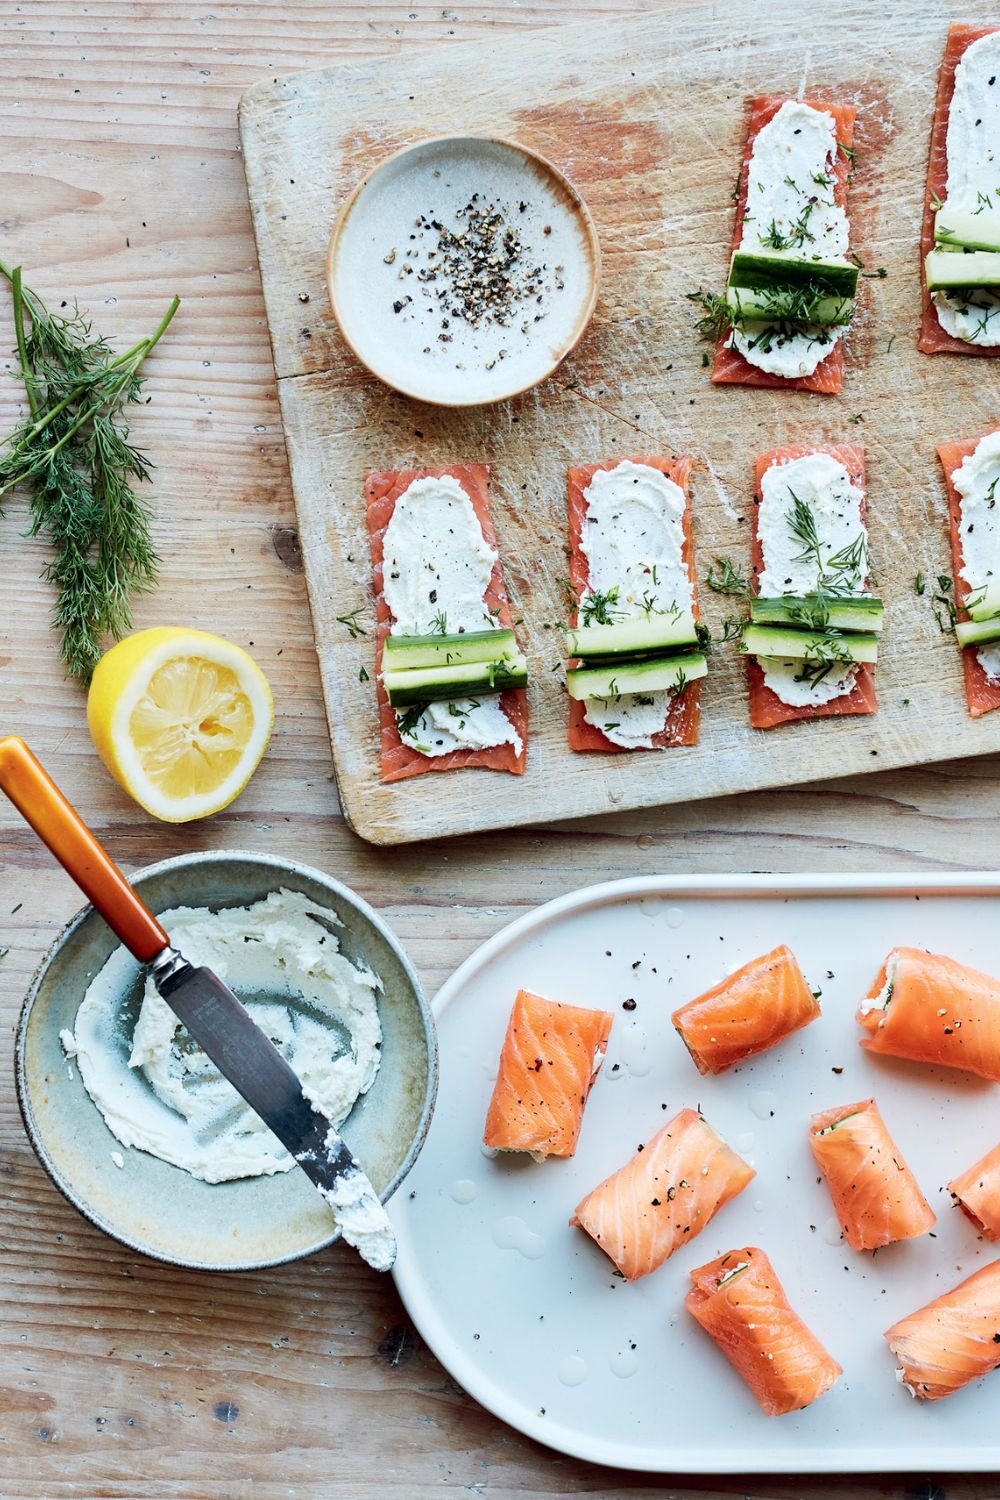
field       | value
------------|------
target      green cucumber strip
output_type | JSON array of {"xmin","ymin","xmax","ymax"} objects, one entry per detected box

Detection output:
[
  {"xmin": 567, "ymin": 609, "xmax": 697, "ymax": 660},
  {"xmin": 741, "ymin": 624, "xmax": 879, "ymax": 663},
  {"xmin": 956, "ymin": 617, "xmax": 1000, "ymax": 649},
  {"xmin": 926, "ymin": 248, "xmax": 1000, "ymax": 292},
  {"xmin": 750, "ymin": 595, "xmax": 884, "ymax": 633},
  {"xmin": 816, "ymin": 1109, "xmax": 864, "ymax": 1137},
  {"xmin": 383, "ymin": 628, "xmax": 516, "ymax": 670},
  {"xmin": 934, "ymin": 206, "xmax": 1000, "ymax": 254},
  {"xmin": 966, "ymin": 581, "xmax": 1000, "ymax": 623},
  {"xmin": 728, "ymin": 248, "xmax": 859, "ymax": 298},
  {"xmin": 566, "ymin": 651, "xmax": 707, "ymax": 702},
  {"xmin": 385, "ymin": 652, "xmax": 528, "ymax": 708}
]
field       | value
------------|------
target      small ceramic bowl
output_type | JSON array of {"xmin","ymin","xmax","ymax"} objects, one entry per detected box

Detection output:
[
  {"xmin": 16, "ymin": 851, "xmax": 437, "ymax": 1272},
  {"xmin": 327, "ymin": 134, "xmax": 600, "ymax": 406}
]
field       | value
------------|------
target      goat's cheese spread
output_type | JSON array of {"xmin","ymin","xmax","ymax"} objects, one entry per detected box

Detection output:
[{"xmin": 61, "ymin": 889, "xmax": 383, "ymax": 1185}]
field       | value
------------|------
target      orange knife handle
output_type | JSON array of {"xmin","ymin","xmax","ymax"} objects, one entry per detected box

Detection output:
[{"xmin": 0, "ymin": 737, "xmax": 169, "ymax": 963}]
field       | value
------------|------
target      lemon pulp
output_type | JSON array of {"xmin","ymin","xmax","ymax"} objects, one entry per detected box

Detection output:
[{"xmin": 129, "ymin": 657, "xmax": 255, "ymax": 798}]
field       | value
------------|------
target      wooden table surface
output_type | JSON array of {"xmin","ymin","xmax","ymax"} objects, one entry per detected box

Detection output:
[{"xmin": 0, "ymin": 3, "xmax": 996, "ymax": 1496}]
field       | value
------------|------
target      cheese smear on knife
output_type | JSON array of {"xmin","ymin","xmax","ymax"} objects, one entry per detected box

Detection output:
[
  {"xmin": 578, "ymin": 460, "xmax": 694, "ymax": 749},
  {"xmin": 756, "ymin": 451, "xmax": 867, "ymax": 706},
  {"xmin": 61, "ymin": 890, "xmax": 383, "ymax": 1184},
  {"xmin": 953, "ymin": 428, "xmax": 1000, "ymax": 681},
  {"xmin": 730, "ymin": 100, "xmax": 850, "ymax": 378},
  {"xmin": 382, "ymin": 474, "xmax": 522, "ymax": 757},
  {"xmin": 935, "ymin": 31, "xmax": 1000, "ymax": 345}
]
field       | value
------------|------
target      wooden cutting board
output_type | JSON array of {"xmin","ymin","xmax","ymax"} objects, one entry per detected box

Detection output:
[{"xmin": 239, "ymin": 0, "xmax": 1000, "ymax": 846}]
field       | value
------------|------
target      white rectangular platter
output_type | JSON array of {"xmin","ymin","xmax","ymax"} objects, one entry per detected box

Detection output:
[
  {"xmin": 240, "ymin": 0, "xmax": 1000, "ymax": 845},
  {"xmin": 391, "ymin": 874, "xmax": 1000, "ymax": 1472}
]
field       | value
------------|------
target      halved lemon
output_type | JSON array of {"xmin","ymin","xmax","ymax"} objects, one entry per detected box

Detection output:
[{"xmin": 87, "ymin": 627, "xmax": 274, "ymax": 822}]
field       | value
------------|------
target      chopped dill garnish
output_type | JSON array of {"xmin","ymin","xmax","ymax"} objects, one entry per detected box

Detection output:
[
  {"xmin": 580, "ymin": 586, "xmax": 623, "ymax": 627},
  {"xmin": 336, "ymin": 607, "xmax": 367, "ymax": 638},
  {"xmin": 706, "ymin": 556, "xmax": 752, "ymax": 597}
]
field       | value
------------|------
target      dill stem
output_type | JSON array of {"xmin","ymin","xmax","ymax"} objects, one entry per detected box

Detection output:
[
  {"xmin": 10, "ymin": 268, "xmax": 39, "ymax": 422},
  {"xmin": 0, "ymin": 294, "xmax": 180, "ymax": 500}
]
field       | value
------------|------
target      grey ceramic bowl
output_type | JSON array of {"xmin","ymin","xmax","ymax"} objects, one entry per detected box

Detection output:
[{"xmin": 15, "ymin": 851, "xmax": 437, "ymax": 1272}]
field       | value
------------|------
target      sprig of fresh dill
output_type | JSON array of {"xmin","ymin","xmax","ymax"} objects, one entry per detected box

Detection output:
[
  {"xmin": 706, "ymin": 556, "xmax": 752, "ymax": 597},
  {"xmin": 787, "ymin": 489, "xmax": 867, "ymax": 595},
  {"xmin": 0, "ymin": 262, "xmax": 179, "ymax": 680}
]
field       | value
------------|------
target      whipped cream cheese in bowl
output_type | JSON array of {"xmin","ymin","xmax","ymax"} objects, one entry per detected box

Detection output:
[{"xmin": 16, "ymin": 852, "xmax": 437, "ymax": 1271}]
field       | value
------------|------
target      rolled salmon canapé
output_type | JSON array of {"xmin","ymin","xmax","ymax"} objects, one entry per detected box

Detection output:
[
  {"xmin": 949, "ymin": 1142, "xmax": 1000, "ymax": 1242},
  {"xmin": 685, "ymin": 1247, "xmax": 843, "ymax": 1416},
  {"xmin": 809, "ymin": 1098, "xmax": 936, "ymax": 1251},
  {"xmin": 885, "ymin": 1259, "xmax": 1000, "ymax": 1401},
  {"xmin": 672, "ymin": 944, "xmax": 820, "ymax": 1075},
  {"xmin": 482, "ymin": 990, "xmax": 613, "ymax": 1159},
  {"xmin": 570, "ymin": 1107, "xmax": 754, "ymax": 1281},
  {"xmin": 857, "ymin": 947, "xmax": 1000, "ymax": 1083}
]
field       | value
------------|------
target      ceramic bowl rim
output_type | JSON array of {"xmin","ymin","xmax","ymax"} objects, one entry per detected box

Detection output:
[
  {"xmin": 14, "ymin": 848, "xmax": 438, "ymax": 1273},
  {"xmin": 325, "ymin": 132, "xmax": 601, "ymax": 408}
]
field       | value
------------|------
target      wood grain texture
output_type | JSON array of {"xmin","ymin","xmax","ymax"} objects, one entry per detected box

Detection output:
[
  {"xmin": 240, "ymin": 0, "xmax": 1000, "ymax": 844},
  {"xmin": 1, "ymin": 3, "xmax": 999, "ymax": 1496}
]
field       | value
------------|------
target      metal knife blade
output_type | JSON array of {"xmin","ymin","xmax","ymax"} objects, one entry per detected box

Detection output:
[{"xmin": 152, "ymin": 948, "xmax": 396, "ymax": 1271}]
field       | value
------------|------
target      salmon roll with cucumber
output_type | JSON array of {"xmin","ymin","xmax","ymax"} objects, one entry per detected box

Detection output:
[
  {"xmin": 483, "ymin": 990, "xmax": 613, "ymax": 1159},
  {"xmin": 703, "ymin": 96, "xmax": 858, "ymax": 393},
  {"xmin": 365, "ymin": 465, "xmax": 528, "ymax": 782},
  {"xmin": 858, "ymin": 947, "xmax": 1000, "ymax": 1083},
  {"xmin": 686, "ymin": 1247, "xmax": 843, "ymax": 1416},
  {"xmin": 564, "ymin": 455, "xmax": 705, "ymax": 752},
  {"xmin": 809, "ymin": 1098, "xmax": 935, "ymax": 1251},
  {"xmin": 570, "ymin": 1107, "xmax": 753, "ymax": 1280},
  {"xmin": 885, "ymin": 1259, "xmax": 1000, "ymax": 1401},
  {"xmin": 672, "ymin": 944, "xmax": 820, "ymax": 1075},
  {"xmin": 936, "ymin": 429, "xmax": 1000, "ymax": 719},
  {"xmin": 949, "ymin": 1142, "xmax": 1000, "ymax": 1242}
]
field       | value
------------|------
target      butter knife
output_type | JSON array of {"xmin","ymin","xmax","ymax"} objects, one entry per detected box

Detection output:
[{"xmin": 0, "ymin": 736, "xmax": 396, "ymax": 1271}]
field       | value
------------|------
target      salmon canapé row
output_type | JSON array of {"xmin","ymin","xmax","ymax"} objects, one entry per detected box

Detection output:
[{"xmin": 360, "ymin": 434, "xmax": 1000, "ymax": 786}]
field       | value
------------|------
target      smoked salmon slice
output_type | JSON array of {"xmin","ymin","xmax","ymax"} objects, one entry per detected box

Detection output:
[
  {"xmin": 885, "ymin": 1259, "xmax": 1000, "ymax": 1401},
  {"xmin": 711, "ymin": 97, "xmax": 856, "ymax": 395},
  {"xmin": 365, "ymin": 465, "xmax": 528, "ymax": 782},
  {"xmin": 919, "ymin": 26, "xmax": 1000, "ymax": 358},
  {"xmin": 949, "ymin": 1142, "xmax": 1000, "ymax": 1242},
  {"xmin": 936, "ymin": 433, "xmax": 1000, "ymax": 718},
  {"xmin": 858, "ymin": 947, "xmax": 1000, "ymax": 1083},
  {"xmin": 748, "ymin": 444, "xmax": 877, "ymax": 729},
  {"xmin": 566, "ymin": 455, "xmax": 700, "ymax": 752},
  {"xmin": 672, "ymin": 944, "xmax": 820, "ymax": 1075},
  {"xmin": 809, "ymin": 1097, "xmax": 936, "ymax": 1251},
  {"xmin": 482, "ymin": 990, "xmax": 613, "ymax": 1159},
  {"xmin": 686, "ymin": 1247, "xmax": 843, "ymax": 1416},
  {"xmin": 570, "ymin": 1107, "xmax": 754, "ymax": 1280}
]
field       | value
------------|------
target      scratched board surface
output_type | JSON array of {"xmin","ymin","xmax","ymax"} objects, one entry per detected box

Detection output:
[{"xmin": 240, "ymin": 0, "xmax": 1000, "ymax": 846}]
